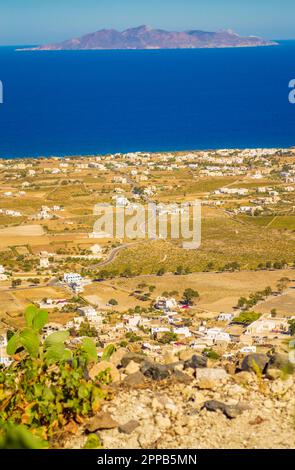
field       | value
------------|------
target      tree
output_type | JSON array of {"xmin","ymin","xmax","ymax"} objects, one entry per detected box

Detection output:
[
  {"xmin": 108, "ymin": 299, "xmax": 118, "ymax": 306},
  {"xmin": 276, "ymin": 277, "xmax": 290, "ymax": 293},
  {"xmin": 78, "ymin": 321, "xmax": 98, "ymax": 338},
  {"xmin": 237, "ymin": 297, "xmax": 247, "ymax": 309},
  {"xmin": 234, "ymin": 311, "xmax": 261, "ymax": 326},
  {"xmin": 157, "ymin": 268, "xmax": 165, "ymax": 276},
  {"xmin": 158, "ymin": 331, "xmax": 177, "ymax": 344},
  {"xmin": 263, "ymin": 286, "xmax": 272, "ymax": 296},
  {"xmin": 288, "ymin": 319, "xmax": 295, "ymax": 336},
  {"xmin": 271, "ymin": 308, "xmax": 277, "ymax": 318},
  {"xmin": 205, "ymin": 262, "xmax": 214, "ymax": 272},
  {"xmin": 11, "ymin": 279, "xmax": 22, "ymax": 288},
  {"xmin": 182, "ymin": 288, "xmax": 200, "ymax": 305}
]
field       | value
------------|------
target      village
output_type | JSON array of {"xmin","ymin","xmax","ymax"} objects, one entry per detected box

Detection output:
[{"xmin": 0, "ymin": 147, "xmax": 295, "ymax": 449}]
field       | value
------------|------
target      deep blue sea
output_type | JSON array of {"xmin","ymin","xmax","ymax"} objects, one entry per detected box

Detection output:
[{"xmin": 0, "ymin": 41, "xmax": 295, "ymax": 158}]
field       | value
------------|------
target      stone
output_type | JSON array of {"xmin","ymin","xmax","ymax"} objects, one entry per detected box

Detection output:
[
  {"xmin": 224, "ymin": 406, "xmax": 243, "ymax": 419},
  {"xmin": 184, "ymin": 355, "xmax": 208, "ymax": 370},
  {"xmin": 89, "ymin": 361, "xmax": 120, "ymax": 383},
  {"xmin": 266, "ymin": 368, "xmax": 282, "ymax": 381},
  {"xmin": 225, "ymin": 363, "xmax": 237, "ymax": 375},
  {"xmin": 267, "ymin": 353, "xmax": 290, "ymax": 371},
  {"xmin": 124, "ymin": 371, "xmax": 146, "ymax": 387},
  {"xmin": 120, "ymin": 353, "xmax": 147, "ymax": 368},
  {"xmin": 241, "ymin": 354, "xmax": 269, "ymax": 374},
  {"xmin": 234, "ymin": 371, "xmax": 255, "ymax": 384},
  {"xmin": 140, "ymin": 362, "xmax": 170, "ymax": 381},
  {"xmin": 86, "ymin": 412, "xmax": 118, "ymax": 432},
  {"xmin": 195, "ymin": 368, "xmax": 228, "ymax": 382},
  {"xmin": 118, "ymin": 420, "xmax": 139, "ymax": 434},
  {"xmin": 124, "ymin": 360, "xmax": 140, "ymax": 375},
  {"xmin": 202, "ymin": 400, "xmax": 244, "ymax": 419},
  {"xmin": 109, "ymin": 348, "xmax": 128, "ymax": 367},
  {"xmin": 172, "ymin": 369, "xmax": 192, "ymax": 384}
]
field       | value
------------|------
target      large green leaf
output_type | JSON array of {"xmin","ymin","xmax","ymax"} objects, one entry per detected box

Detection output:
[
  {"xmin": 45, "ymin": 331, "xmax": 70, "ymax": 348},
  {"xmin": 32, "ymin": 309, "xmax": 48, "ymax": 331},
  {"xmin": 6, "ymin": 332, "xmax": 22, "ymax": 356},
  {"xmin": 19, "ymin": 328, "xmax": 40, "ymax": 358},
  {"xmin": 24, "ymin": 305, "xmax": 39, "ymax": 328},
  {"xmin": 45, "ymin": 343, "xmax": 72, "ymax": 363},
  {"xmin": 0, "ymin": 424, "xmax": 48, "ymax": 449},
  {"xmin": 81, "ymin": 338, "xmax": 98, "ymax": 363}
]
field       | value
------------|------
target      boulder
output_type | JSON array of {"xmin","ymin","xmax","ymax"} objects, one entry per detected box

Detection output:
[
  {"xmin": 266, "ymin": 368, "xmax": 281, "ymax": 381},
  {"xmin": 224, "ymin": 363, "xmax": 237, "ymax": 375},
  {"xmin": 89, "ymin": 361, "xmax": 120, "ymax": 383},
  {"xmin": 234, "ymin": 371, "xmax": 256, "ymax": 385},
  {"xmin": 120, "ymin": 353, "xmax": 147, "ymax": 368},
  {"xmin": 267, "ymin": 353, "xmax": 291, "ymax": 371},
  {"xmin": 241, "ymin": 354, "xmax": 269, "ymax": 374},
  {"xmin": 124, "ymin": 371, "xmax": 146, "ymax": 387},
  {"xmin": 141, "ymin": 362, "xmax": 170, "ymax": 381},
  {"xmin": 124, "ymin": 360, "xmax": 141, "ymax": 375},
  {"xmin": 172, "ymin": 369, "xmax": 192, "ymax": 384},
  {"xmin": 183, "ymin": 355, "xmax": 208, "ymax": 370},
  {"xmin": 195, "ymin": 368, "xmax": 228, "ymax": 382},
  {"xmin": 109, "ymin": 348, "xmax": 128, "ymax": 367}
]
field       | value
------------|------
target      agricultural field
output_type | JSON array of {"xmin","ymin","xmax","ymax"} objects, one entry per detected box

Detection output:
[
  {"xmin": 99, "ymin": 269, "xmax": 295, "ymax": 315},
  {"xmin": 1, "ymin": 148, "xmax": 295, "ymax": 325}
]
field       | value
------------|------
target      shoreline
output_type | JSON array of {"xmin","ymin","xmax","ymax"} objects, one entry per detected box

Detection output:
[{"xmin": 0, "ymin": 145, "xmax": 294, "ymax": 161}]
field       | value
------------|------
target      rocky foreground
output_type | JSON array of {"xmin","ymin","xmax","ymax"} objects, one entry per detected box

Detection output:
[{"xmin": 63, "ymin": 350, "xmax": 295, "ymax": 449}]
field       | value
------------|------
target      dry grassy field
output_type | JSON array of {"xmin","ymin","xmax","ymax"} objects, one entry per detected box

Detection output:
[{"xmin": 97, "ymin": 269, "xmax": 295, "ymax": 314}]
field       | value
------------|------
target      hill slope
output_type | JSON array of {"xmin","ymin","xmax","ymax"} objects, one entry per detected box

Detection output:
[{"xmin": 27, "ymin": 25, "xmax": 278, "ymax": 51}]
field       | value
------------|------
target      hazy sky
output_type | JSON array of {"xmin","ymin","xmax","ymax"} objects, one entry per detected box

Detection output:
[{"xmin": 1, "ymin": 0, "xmax": 294, "ymax": 45}]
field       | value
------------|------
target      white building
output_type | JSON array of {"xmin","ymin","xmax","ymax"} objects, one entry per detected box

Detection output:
[
  {"xmin": 245, "ymin": 315, "xmax": 290, "ymax": 336},
  {"xmin": 63, "ymin": 273, "xmax": 83, "ymax": 285},
  {"xmin": 173, "ymin": 327, "xmax": 192, "ymax": 338},
  {"xmin": 90, "ymin": 244, "xmax": 103, "ymax": 256},
  {"xmin": 39, "ymin": 252, "xmax": 50, "ymax": 269},
  {"xmin": 218, "ymin": 313, "xmax": 234, "ymax": 322},
  {"xmin": 205, "ymin": 328, "xmax": 231, "ymax": 343},
  {"xmin": 0, "ymin": 265, "xmax": 7, "ymax": 281},
  {"xmin": 78, "ymin": 306, "xmax": 102, "ymax": 325},
  {"xmin": 155, "ymin": 297, "xmax": 178, "ymax": 311}
]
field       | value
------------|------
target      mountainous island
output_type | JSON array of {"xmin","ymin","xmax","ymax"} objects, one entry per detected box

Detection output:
[{"xmin": 25, "ymin": 25, "xmax": 278, "ymax": 50}]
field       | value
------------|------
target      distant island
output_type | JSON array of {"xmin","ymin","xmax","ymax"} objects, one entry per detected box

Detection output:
[{"xmin": 22, "ymin": 25, "xmax": 278, "ymax": 51}]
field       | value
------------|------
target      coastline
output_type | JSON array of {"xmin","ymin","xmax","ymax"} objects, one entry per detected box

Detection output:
[
  {"xmin": 0, "ymin": 145, "xmax": 294, "ymax": 161},
  {"xmin": 17, "ymin": 43, "xmax": 278, "ymax": 52}
]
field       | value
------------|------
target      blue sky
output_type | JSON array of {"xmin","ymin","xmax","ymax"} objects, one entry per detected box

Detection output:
[{"xmin": 0, "ymin": 0, "xmax": 294, "ymax": 45}]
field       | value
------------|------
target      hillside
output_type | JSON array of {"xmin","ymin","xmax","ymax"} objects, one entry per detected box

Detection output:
[{"xmin": 26, "ymin": 25, "xmax": 278, "ymax": 51}]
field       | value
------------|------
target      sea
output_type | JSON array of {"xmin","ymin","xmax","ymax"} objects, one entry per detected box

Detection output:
[{"xmin": 0, "ymin": 41, "xmax": 295, "ymax": 159}]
